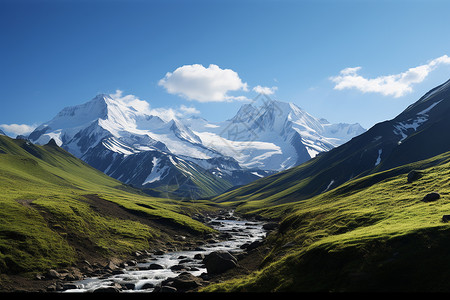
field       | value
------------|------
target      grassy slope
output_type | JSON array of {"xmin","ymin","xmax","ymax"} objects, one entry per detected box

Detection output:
[
  {"xmin": 202, "ymin": 150, "xmax": 450, "ymax": 292},
  {"xmin": 0, "ymin": 135, "xmax": 217, "ymax": 276}
]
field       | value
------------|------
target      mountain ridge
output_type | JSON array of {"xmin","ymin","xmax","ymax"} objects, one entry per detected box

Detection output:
[{"xmin": 27, "ymin": 93, "xmax": 365, "ymax": 198}]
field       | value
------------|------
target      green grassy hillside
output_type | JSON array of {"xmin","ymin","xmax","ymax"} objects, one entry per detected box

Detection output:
[
  {"xmin": 0, "ymin": 135, "xmax": 217, "ymax": 277},
  {"xmin": 202, "ymin": 150, "xmax": 450, "ymax": 292}
]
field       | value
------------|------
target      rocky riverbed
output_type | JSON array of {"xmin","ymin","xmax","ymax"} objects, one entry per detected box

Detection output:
[{"xmin": 47, "ymin": 210, "xmax": 275, "ymax": 293}]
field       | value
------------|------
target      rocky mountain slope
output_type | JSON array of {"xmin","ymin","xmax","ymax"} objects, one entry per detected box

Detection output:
[{"xmin": 27, "ymin": 93, "xmax": 364, "ymax": 198}]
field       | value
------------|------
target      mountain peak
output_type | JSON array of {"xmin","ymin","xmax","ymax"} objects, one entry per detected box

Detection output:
[
  {"xmin": 55, "ymin": 94, "xmax": 109, "ymax": 121},
  {"xmin": 45, "ymin": 138, "xmax": 59, "ymax": 147},
  {"xmin": 231, "ymin": 99, "xmax": 300, "ymax": 123}
]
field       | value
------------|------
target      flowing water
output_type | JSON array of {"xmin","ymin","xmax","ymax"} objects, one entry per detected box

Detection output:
[{"xmin": 64, "ymin": 214, "xmax": 267, "ymax": 292}]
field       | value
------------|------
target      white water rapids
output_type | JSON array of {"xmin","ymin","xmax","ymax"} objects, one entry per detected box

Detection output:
[{"xmin": 64, "ymin": 214, "xmax": 267, "ymax": 293}]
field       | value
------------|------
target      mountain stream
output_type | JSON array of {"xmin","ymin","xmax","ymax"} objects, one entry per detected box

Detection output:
[{"xmin": 64, "ymin": 212, "xmax": 267, "ymax": 293}]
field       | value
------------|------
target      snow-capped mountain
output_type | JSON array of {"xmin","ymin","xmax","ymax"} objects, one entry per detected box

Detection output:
[
  {"xmin": 27, "ymin": 93, "xmax": 365, "ymax": 198},
  {"xmin": 188, "ymin": 100, "xmax": 365, "ymax": 171}
]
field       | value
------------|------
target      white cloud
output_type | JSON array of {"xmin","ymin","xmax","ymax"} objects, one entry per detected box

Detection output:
[
  {"xmin": 339, "ymin": 66, "xmax": 361, "ymax": 76},
  {"xmin": 179, "ymin": 105, "xmax": 200, "ymax": 115},
  {"xmin": 252, "ymin": 85, "xmax": 278, "ymax": 95},
  {"xmin": 108, "ymin": 90, "xmax": 200, "ymax": 121},
  {"xmin": 0, "ymin": 123, "xmax": 37, "ymax": 136},
  {"xmin": 158, "ymin": 64, "xmax": 249, "ymax": 102},
  {"xmin": 109, "ymin": 89, "xmax": 152, "ymax": 114},
  {"xmin": 330, "ymin": 55, "xmax": 450, "ymax": 98}
]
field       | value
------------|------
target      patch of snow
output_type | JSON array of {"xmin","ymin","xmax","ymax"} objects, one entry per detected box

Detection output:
[
  {"xmin": 251, "ymin": 172, "xmax": 264, "ymax": 178},
  {"xmin": 393, "ymin": 99, "xmax": 442, "ymax": 144},
  {"xmin": 305, "ymin": 147, "xmax": 319, "ymax": 158},
  {"xmin": 143, "ymin": 157, "xmax": 170, "ymax": 185},
  {"xmin": 375, "ymin": 149, "xmax": 382, "ymax": 166},
  {"xmin": 323, "ymin": 179, "xmax": 335, "ymax": 193},
  {"xmin": 204, "ymin": 123, "xmax": 220, "ymax": 128},
  {"xmin": 417, "ymin": 99, "xmax": 443, "ymax": 115},
  {"xmin": 102, "ymin": 138, "xmax": 135, "ymax": 156}
]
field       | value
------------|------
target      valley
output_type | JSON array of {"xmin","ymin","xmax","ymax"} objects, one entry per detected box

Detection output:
[
  {"xmin": 3, "ymin": 0, "xmax": 450, "ymax": 294},
  {"xmin": 2, "ymin": 79, "xmax": 450, "ymax": 293}
]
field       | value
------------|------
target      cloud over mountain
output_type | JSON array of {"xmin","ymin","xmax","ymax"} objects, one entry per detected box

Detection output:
[
  {"xmin": 330, "ymin": 55, "xmax": 450, "ymax": 98},
  {"xmin": 158, "ymin": 64, "xmax": 249, "ymax": 102},
  {"xmin": 0, "ymin": 123, "xmax": 37, "ymax": 136},
  {"xmin": 252, "ymin": 85, "xmax": 278, "ymax": 95}
]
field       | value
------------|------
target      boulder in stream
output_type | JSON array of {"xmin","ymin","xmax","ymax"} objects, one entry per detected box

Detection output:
[
  {"xmin": 147, "ymin": 263, "xmax": 164, "ymax": 270},
  {"xmin": 162, "ymin": 272, "xmax": 204, "ymax": 291},
  {"xmin": 202, "ymin": 250, "xmax": 237, "ymax": 274}
]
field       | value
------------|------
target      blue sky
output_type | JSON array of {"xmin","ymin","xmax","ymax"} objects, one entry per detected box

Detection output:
[{"xmin": 1, "ymin": 0, "xmax": 450, "ymax": 136}]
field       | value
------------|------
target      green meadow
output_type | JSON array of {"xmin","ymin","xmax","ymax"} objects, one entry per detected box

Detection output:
[
  {"xmin": 202, "ymin": 151, "xmax": 450, "ymax": 292},
  {"xmin": 0, "ymin": 135, "xmax": 217, "ymax": 277}
]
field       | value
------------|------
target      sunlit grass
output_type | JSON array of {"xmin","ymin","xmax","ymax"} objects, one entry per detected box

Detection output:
[
  {"xmin": 202, "ymin": 151, "xmax": 450, "ymax": 292},
  {"xmin": 0, "ymin": 136, "xmax": 217, "ymax": 275}
]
